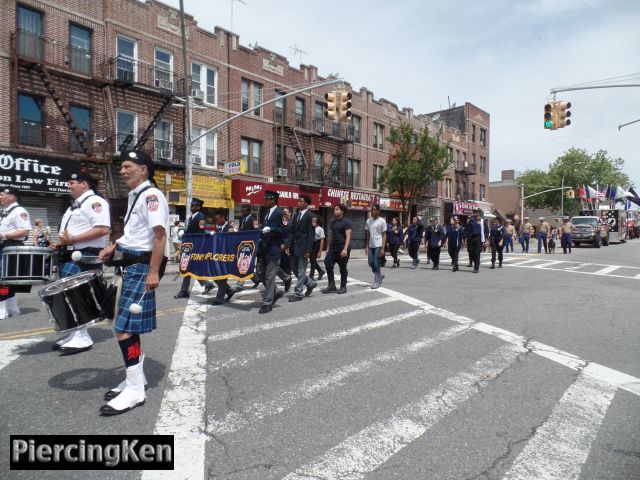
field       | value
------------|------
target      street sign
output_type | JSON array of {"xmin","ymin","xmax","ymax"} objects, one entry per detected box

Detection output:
[{"xmin": 224, "ymin": 160, "xmax": 246, "ymax": 175}]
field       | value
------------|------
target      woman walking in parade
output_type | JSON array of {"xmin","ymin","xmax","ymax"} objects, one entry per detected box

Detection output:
[{"xmin": 387, "ymin": 217, "xmax": 403, "ymax": 268}]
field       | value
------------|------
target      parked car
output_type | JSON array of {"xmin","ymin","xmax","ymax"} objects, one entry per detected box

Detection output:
[{"xmin": 571, "ymin": 216, "xmax": 609, "ymax": 248}]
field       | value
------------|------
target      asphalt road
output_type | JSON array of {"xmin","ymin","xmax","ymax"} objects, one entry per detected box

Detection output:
[{"xmin": 1, "ymin": 240, "xmax": 639, "ymax": 479}]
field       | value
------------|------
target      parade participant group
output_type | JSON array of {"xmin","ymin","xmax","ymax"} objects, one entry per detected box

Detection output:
[{"xmin": 0, "ymin": 159, "xmax": 577, "ymax": 417}]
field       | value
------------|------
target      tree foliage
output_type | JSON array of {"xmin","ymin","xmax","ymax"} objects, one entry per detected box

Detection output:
[
  {"xmin": 518, "ymin": 148, "xmax": 632, "ymax": 214},
  {"xmin": 377, "ymin": 122, "xmax": 451, "ymax": 220}
]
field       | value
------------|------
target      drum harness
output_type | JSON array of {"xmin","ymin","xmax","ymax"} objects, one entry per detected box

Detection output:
[{"xmin": 58, "ymin": 194, "xmax": 105, "ymax": 262}]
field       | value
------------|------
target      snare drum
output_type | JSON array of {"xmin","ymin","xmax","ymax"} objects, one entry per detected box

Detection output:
[
  {"xmin": 39, "ymin": 271, "xmax": 109, "ymax": 333},
  {"xmin": 1, "ymin": 246, "xmax": 56, "ymax": 284}
]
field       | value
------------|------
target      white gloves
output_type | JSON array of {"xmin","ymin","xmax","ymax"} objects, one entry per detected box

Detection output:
[{"xmin": 262, "ymin": 226, "xmax": 271, "ymax": 234}]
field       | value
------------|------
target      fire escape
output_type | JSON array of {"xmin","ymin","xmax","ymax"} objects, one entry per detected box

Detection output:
[{"xmin": 454, "ymin": 157, "xmax": 477, "ymax": 201}]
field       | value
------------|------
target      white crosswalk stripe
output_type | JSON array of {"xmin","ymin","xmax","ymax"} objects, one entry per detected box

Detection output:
[{"xmin": 0, "ymin": 338, "xmax": 43, "ymax": 372}]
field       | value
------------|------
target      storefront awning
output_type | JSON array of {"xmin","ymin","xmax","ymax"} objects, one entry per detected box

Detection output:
[
  {"xmin": 320, "ymin": 187, "xmax": 380, "ymax": 211},
  {"xmin": 232, "ymin": 179, "xmax": 307, "ymax": 208}
]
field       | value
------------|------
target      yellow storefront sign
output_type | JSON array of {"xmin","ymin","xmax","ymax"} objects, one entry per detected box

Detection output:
[{"xmin": 154, "ymin": 171, "xmax": 234, "ymax": 208}]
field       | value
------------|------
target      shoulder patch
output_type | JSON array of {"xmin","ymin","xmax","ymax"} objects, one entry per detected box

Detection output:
[
  {"xmin": 20, "ymin": 213, "xmax": 28, "ymax": 221},
  {"xmin": 146, "ymin": 194, "xmax": 159, "ymax": 212},
  {"xmin": 92, "ymin": 202, "xmax": 102, "ymax": 214}
]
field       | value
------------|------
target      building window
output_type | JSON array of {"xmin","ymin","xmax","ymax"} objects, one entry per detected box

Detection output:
[
  {"xmin": 480, "ymin": 156, "xmax": 486, "ymax": 175},
  {"xmin": 274, "ymin": 91, "xmax": 286, "ymax": 123},
  {"xmin": 295, "ymin": 98, "xmax": 305, "ymax": 128},
  {"xmin": 69, "ymin": 23, "xmax": 92, "ymax": 74},
  {"xmin": 472, "ymin": 153, "xmax": 476, "ymax": 173},
  {"xmin": 471, "ymin": 182, "xmax": 476, "ymax": 199},
  {"xmin": 205, "ymin": 132, "xmax": 216, "ymax": 167},
  {"xmin": 373, "ymin": 122, "xmax": 384, "ymax": 149},
  {"xmin": 116, "ymin": 36, "xmax": 136, "ymax": 82},
  {"xmin": 347, "ymin": 159, "xmax": 360, "ymax": 187},
  {"xmin": 313, "ymin": 151, "xmax": 324, "ymax": 181},
  {"xmin": 480, "ymin": 128, "xmax": 487, "ymax": 147},
  {"xmin": 330, "ymin": 154, "xmax": 340, "ymax": 183},
  {"xmin": 191, "ymin": 126, "xmax": 202, "ymax": 164},
  {"xmin": 352, "ymin": 115, "xmax": 361, "ymax": 143},
  {"xmin": 313, "ymin": 102, "xmax": 324, "ymax": 131},
  {"xmin": 241, "ymin": 79, "xmax": 263, "ymax": 116},
  {"xmin": 191, "ymin": 63, "xmax": 217, "ymax": 104},
  {"xmin": 275, "ymin": 144, "xmax": 284, "ymax": 169},
  {"xmin": 241, "ymin": 138, "xmax": 262, "ymax": 174},
  {"xmin": 445, "ymin": 178, "xmax": 453, "ymax": 198},
  {"xmin": 116, "ymin": 109, "xmax": 136, "ymax": 152},
  {"xmin": 18, "ymin": 93, "xmax": 43, "ymax": 147},
  {"xmin": 373, "ymin": 164, "xmax": 383, "ymax": 190},
  {"xmin": 154, "ymin": 119, "xmax": 172, "ymax": 161},
  {"xmin": 190, "ymin": 127, "xmax": 215, "ymax": 167},
  {"xmin": 462, "ymin": 151, "xmax": 467, "ymax": 166},
  {"xmin": 472, "ymin": 124, "xmax": 476, "ymax": 143},
  {"xmin": 154, "ymin": 48, "xmax": 172, "ymax": 90},
  {"xmin": 16, "ymin": 6, "xmax": 43, "ymax": 59},
  {"xmin": 69, "ymin": 105, "xmax": 90, "ymax": 152},
  {"xmin": 480, "ymin": 184, "xmax": 486, "ymax": 202}
]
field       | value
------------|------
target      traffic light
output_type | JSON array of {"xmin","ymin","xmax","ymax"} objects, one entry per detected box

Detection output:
[
  {"xmin": 544, "ymin": 101, "xmax": 556, "ymax": 130},
  {"xmin": 567, "ymin": 189, "xmax": 575, "ymax": 199},
  {"xmin": 324, "ymin": 91, "xmax": 337, "ymax": 120},
  {"xmin": 556, "ymin": 101, "xmax": 571, "ymax": 128},
  {"xmin": 339, "ymin": 91, "xmax": 353, "ymax": 121}
]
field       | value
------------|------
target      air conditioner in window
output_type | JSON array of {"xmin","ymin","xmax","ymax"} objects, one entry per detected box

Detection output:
[
  {"xmin": 276, "ymin": 168, "xmax": 288, "ymax": 177},
  {"xmin": 191, "ymin": 89, "xmax": 204, "ymax": 101},
  {"xmin": 155, "ymin": 78, "xmax": 173, "ymax": 90}
]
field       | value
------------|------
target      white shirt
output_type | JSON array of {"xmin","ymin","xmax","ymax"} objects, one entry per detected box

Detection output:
[
  {"xmin": 59, "ymin": 190, "xmax": 110, "ymax": 250},
  {"xmin": 0, "ymin": 202, "xmax": 31, "ymax": 238},
  {"xmin": 117, "ymin": 181, "xmax": 169, "ymax": 251},
  {"xmin": 365, "ymin": 216, "xmax": 387, "ymax": 248},
  {"xmin": 314, "ymin": 225, "xmax": 325, "ymax": 242},
  {"xmin": 265, "ymin": 205, "xmax": 278, "ymax": 222}
]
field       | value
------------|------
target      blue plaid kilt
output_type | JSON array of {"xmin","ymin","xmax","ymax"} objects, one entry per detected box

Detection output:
[
  {"xmin": 114, "ymin": 262, "xmax": 156, "ymax": 334},
  {"xmin": 59, "ymin": 261, "xmax": 82, "ymax": 279}
]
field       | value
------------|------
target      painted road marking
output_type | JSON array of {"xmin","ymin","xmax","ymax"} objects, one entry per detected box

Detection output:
[{"xmin": 0, "ymin": 337, "xmax": 43, "ymax": 371}]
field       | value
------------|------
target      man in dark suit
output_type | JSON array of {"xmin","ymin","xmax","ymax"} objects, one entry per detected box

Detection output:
[
  {"xmin": 467, "ymin": 208, "xmax": 489, "ymax": 273},
  {"xmin": 288, "ymin": 194, "xmax": 318, "ymax": 302},
  {"xmin": 237, "ymin": 205, "xmax": 259, "ymax": 289},
  {"xmin": 174, "ymin": 198, "xmax": 214, "ymax": 298},
  {"xmin": 211, "ymin": 211, "xmax": 238, "ymax": 305},
  {"xmin": 257, "ymin": 190, "xmax": 287, "ymax": 314}
]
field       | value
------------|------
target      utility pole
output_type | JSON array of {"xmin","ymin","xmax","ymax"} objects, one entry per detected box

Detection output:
[{"xmin": 178, "ymin": 0, "xmax": 192, "ymax": 210}]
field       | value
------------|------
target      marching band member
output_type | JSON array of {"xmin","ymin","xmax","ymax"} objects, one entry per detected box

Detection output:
[
  {"xmin": 53, "ymin": 170, "xmax": 110, "ymax": 353},
  {"xmin": 212, "ymin": 210, "xmax": 237, "ymax": 305},
  {"xmin": 98, "ymin": 150, "xmax": 168, "ymax": 416},
  {"xmin": 0, "ymin": 187, "xmax": 31, "ymax": 317}
]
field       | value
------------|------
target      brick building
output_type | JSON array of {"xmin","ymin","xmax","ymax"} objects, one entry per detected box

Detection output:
[{"xmin": 1, "ymin": 0, "xmax": 490, "ymax": 247}]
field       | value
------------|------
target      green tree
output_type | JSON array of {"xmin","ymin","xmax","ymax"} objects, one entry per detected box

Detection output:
[
  {"xmin": 377, "ymin": 122, "xmax": 451, "ymax": 222},
  {"xmin": 519, "ymin": 148, "xmax": 632, "ymax": 214}
]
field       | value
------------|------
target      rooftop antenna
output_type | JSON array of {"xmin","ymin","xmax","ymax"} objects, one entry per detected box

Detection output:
[
  {"xmin": 228, "ymin": 0, "xmax": 246, "ymax": 33},
  {"xmin": 289, "ymin": 44, "xmax": 309, "ymax": 65}
]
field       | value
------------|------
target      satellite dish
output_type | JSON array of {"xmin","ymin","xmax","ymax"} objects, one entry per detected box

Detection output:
[{"xmin": 432, "ymin": 113, "xmax": 440, "ymax": 122}]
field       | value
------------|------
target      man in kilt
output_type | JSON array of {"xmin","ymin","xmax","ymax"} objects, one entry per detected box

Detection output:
[
  {"xmin": 53, "ymin": 170, "xmax": 110, "ymax": 353},
  {"xmin": 99, "ymin": 150, "xmax": 168, "ymax": 416}
]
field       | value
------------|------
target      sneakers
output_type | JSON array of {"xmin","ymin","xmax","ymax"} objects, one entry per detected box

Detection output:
[{"xmin": 59, "ymin": 329, "xmax": 93, "ymax": 354}]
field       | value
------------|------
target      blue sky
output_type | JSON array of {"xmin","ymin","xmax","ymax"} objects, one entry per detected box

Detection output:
[{"xmin": 163, "ymin": 0, "xmax": 640, "ymax": 186}]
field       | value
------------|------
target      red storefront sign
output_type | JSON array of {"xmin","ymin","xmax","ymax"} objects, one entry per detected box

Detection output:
[
  {"xmin": 232, "ymin": 179, "xmax": 307, "ymax": 208},
  {"xmin": 320, "ymin": 187, "xmax": 380, "ymax": 211},
  {"xmin": 299, "ymin": 187, "xmax": 321, "ymax": 210},
  {"xmin": 380, "ymin": 197, "xmax": 404, "ymax": 211},
  {"xmin": 453, "ymin": 200, "xmax": 478, "ymax": 215}
]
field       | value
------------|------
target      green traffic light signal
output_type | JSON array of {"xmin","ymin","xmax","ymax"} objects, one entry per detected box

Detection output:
[
  {"xmin": 545, "ymin": 119, "xmax": 553, "ymax": 129},
  {"xmin": 544, "ymin": 103, "xmax": 553, "ymax": 129}
]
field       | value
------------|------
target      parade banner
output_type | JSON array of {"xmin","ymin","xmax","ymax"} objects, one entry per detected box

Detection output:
[{"xmin": 179, "ymin": 230, "xmax": 261, "ymax": 281}]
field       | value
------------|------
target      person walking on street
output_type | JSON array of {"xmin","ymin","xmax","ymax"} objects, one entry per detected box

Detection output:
[
  {"xmin": 490, "ymin": 218, "xmax": 506, "ymax": 269},
  {"xmin": 387, "ymin": 217, "xmax": 403, "ymax": 268},
  {"xmin": 237, "ymin": 205, "xmax": 260, "ymax": 289},
  {"xmin": 174, "ymin": 198, "xmax": 214, "ymax": 298},
  {"xmin": 322, "ymin": 204, "xmax": 352, "ymax": 294},
  {"xmin": 504, "ymin": 219, "xmax": 516, "ymax": 253},
  {"xmin": 519, "ymin": 217, "xmax": 532, "ymax": 253},
  {"xmin": 211, "ymin": 211, "xmax": 237, "ymax": 306},
  {"xmin": 425, "ymin": 217, "xmax": 446, "ymax": 270},
  {"xmin": 33, "ymin": 219, "xmax": 50, "ymax": 247},
  {"xmin": 560, "ymin": 216, "xmax": 575, "ymax": 254},
  {"xmin": 288, "ymin": 194, "xmax": 317, "ymax": 302},
  {"xmin": 407, "ymin": 216, "xmax": 424, "ymax": 269},
  {"xmin": 169, "ymin": 220, "xmax": 183, "ymax": 262},
  {"xmin": 446, "ymin": 216, "xmax": 464, "ymax": 272},
  {"xmin": 364, "ymin": 204, "xmax": 387, "ymax": 289},
  {"xmin": 256, "ymin": 191, "xmax": 287, "ymax": 314},
  {"xmin": 468, "ymin": 208, "xmax": 488, "ymax": 273},
  {"xmin": 309, "ymin": 215, "xmax": 325, "ymax": 280},
  {"xmin": 277, "ymin": 207, "xmax": 293, "ymax": 293},
  {"xmin": 537, "ymin": 217, "xmax": 550, "ymax": 254}
]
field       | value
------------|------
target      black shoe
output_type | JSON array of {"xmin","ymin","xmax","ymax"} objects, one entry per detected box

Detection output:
[
  {"xmin": 336, "ymin": 286, "xmax": 347, "ymax": 294},
  {"xmin": 288, "ymin": 295, "xmax": 303, "ymax": 302},
  {"xmin": 99, "ymin": 400, "xmax": 145, "ymax": 416},
  {"xmin": 59, "ymin": 345, "xmax": 93, "ymax": 355},
  {"xmin": 322, "ymin": 283, "xmax": 337, "ymax": 294},
  {"xmin": 490, "ymin": 264, "xmax": 495, "ymax": 269},
  {"xmin": 252, "ymin": 279, "xmax": 260, "ymax": 288},
  {"xmin": 452, "ymin": 267, "xmax": 458, "ymax": 272},
  {"xmin": 318, "ymin": 271, "xmax": 324, "ymax": 281},
  {"xmin": 174, "ymin": 292, "xmax": 189, "ymax": 299},
  {"xmin": 499, "ymin": 263, "xmax": 502, "ymax": 268},
  {"xmin": 273, "ymin": 290, "xmax": 284, "ymax": 305},
  {"xmin": 473, "ymin": 269, "xmax": 479, "ymax": 273},
  {"xmin": 211, "ymin": 298, "xmax": 225, "ymax": 305},
  {"xmin": 203, "ymin": 283, "xmax": 214, "ymax": 294},
  {"xmin": 284, "ymin": 278, "xmax": 292, "ymax": 292},
  {"xmin": 226, "ymin": 289, "xmax": 236, "ymax": 302},
  {"xmin": 467, "ymin": 264, "xmax": 472, "ymax": 268},
  {"xmin": 305, "ymin": 281, "xmax": 317, "ymax": 297},
  {"xmin": 433, "ymin": 266, "xmax": 439, "ymax": 270},
  {"xmin": 259, "ymin": 305, "xmax": 272, "ymax": 314},
  {"xmin": 104, "ymin": 385, "xmax": 148, "ymax": 401}
]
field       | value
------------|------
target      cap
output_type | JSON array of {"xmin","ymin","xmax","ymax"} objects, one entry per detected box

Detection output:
[
  {"xmin": 68, "ymin": 170, "xmax": 98, "ymax": 187},
  {"xmin": 264, "ymin": 190, "xmax": 279, "ymax": 200},
  {"xmin": 563, "ymin": 216, "xmax": 570, "ymax": 220},
  {"xmin": 506, "ymin": 219, "xmax": 512, "ymax": 223},
  {"xmin": 538, "ymin": 216, "xmax": 545, "ymax": 221},
  {"xmin": 0, "ymin": 186, "xmax": 19, "ymax": 197},
  {"xmin": 121, "ymin": 150, "xmax": 155, "ymax": 177},
  {"xmin": 524, "ymin": 216, "xmax": 529, "ymax": 219},
  {"xmin": 191, "ymin": 198, "xmax": 204, "ymax": 207},
  {"xmin": 453, "ymin": 216, "xmax": 459, "ymax": 221},
  {"xmin": 476, "ymin": 208, "xmax": 484, "ymax": 216}
]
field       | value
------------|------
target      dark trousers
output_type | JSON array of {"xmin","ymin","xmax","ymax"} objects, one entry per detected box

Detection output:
[
  {"xmin": 257, "ymin": 256, "xmax": 281, "ymax": 306},
  {"xmin": 214, "ymin": 279, "xmax": 233, "ymax": 302},
  {"xmin": 279, "ymin": 252, "xmax": 292, "ymax": 277},
  {"xmin": 491, "ymin": 242, "xmax": 504, "ymax": 265},
  {"xmin": 561, "ymin": 233, "xmax": 572, "ymax": 254},
  {"xmin": 388, "ymin": 243, "xmax": 400, "ymax": 264},
  {"xmin": 519, "ymin": 234, "xmax": 530, "ymax": 253},
  {"xmin": 468, "ymin": 235, "xmax": 482, "ymax": 270},
  {"xmin": 324, "ymin": 245, "xmax": 350, "ymax": 287},
  {"xmin": 179, "ymin": 275, "xmax": 212, "ymax": 294},
  {"xmin": 448, "ymin": 246, "xmax": 460, "ymax": 269},
  {"xmin": 408, "ymin": 241, "xmax": 421, "ymax": 262},
  {"xmin": 504, "ymin": 237, "xmax": 513, "ymax": 253},
  {"xmin": 427, "ymin": 245, "xmax": 441, "ymax": 267},
  {"xmin": 309, "ymin": 240, "xmax": 324, "ymax": 278}
]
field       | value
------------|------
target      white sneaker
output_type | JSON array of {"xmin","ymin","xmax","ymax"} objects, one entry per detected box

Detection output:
[{"xmin": 58, "ymin": 330, "xmax": 93, "ymax": 352}]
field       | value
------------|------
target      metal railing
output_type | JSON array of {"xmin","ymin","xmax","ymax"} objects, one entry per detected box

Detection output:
[
  {"xmin": 312, "ymin": 118, "xmax": 354, "ymax": 141},
  {"xmin": 14, "ymin": 30, "xmax": 96, "ymax": 75},
  {"xmin": 98, "ymin": 134, "xmax": 185, "ymax": 166},
  {"xmin": 105, "ymin": 55, "xmax": 181, "ymax": 93}
]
